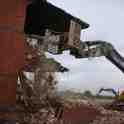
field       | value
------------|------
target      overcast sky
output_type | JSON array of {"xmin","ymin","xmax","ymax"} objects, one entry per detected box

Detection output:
[{"xmin": 47, "ymin": 0, "xmax": 124, "ymax": 94}]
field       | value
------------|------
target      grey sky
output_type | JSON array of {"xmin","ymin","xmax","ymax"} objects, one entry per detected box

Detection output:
[{"xmin": 47, "ymin": 0, "xmax": 124, "ymax": 93}]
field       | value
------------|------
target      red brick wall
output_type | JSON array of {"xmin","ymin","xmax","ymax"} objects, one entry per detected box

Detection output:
[{"xmin": 0, "ymin": 0, "xmax": 28, "ymax": 105}]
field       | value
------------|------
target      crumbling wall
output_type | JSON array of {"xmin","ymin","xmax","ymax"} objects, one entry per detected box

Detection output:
[{"xmin": 16, "ymin": 38, "xmax": 64, "ymax": 124}]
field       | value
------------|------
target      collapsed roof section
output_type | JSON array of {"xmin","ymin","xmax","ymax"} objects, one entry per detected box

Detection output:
[{"xmin": 24, "ymin": 1, "xmax": 89, "ymax": 35}]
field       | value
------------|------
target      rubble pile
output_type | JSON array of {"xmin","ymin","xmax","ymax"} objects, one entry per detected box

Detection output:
[
  {"xmin": 63, "ymin": 98, "xmax": 124, "ymax": 124},
  {"xmin": 81, "ymin": 99, "xmax": 124, "ymax": 124},
  {"xmin": 19, "ymin": 108, "xmax": 58, "ymax": 124},
  {"xmin": 91, "ymin": 110, "xmax": 124, "ymax": 124}
]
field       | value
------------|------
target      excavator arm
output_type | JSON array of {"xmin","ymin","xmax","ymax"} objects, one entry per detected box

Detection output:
[
  {"xmin": 70, "ymin": 40, "xmax": 124, "ymax": 73},
  {"xmin": 97, "ymin": 88, "xmax": 118, "ymax": 97}
]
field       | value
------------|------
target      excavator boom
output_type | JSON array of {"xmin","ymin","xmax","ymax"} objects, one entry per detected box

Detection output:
[{"xmin": 70, "ymin": 40, "xmax": 124, "ymax": 73}]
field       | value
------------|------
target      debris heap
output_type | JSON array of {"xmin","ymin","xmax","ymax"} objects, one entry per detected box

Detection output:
[
  {"xmin": 80, "ymin": 98, "xmax": 124, "ymax": 124},
  {"xmin": 91, "ymin": 109, "xmax": 124, "ymax": 124}
]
